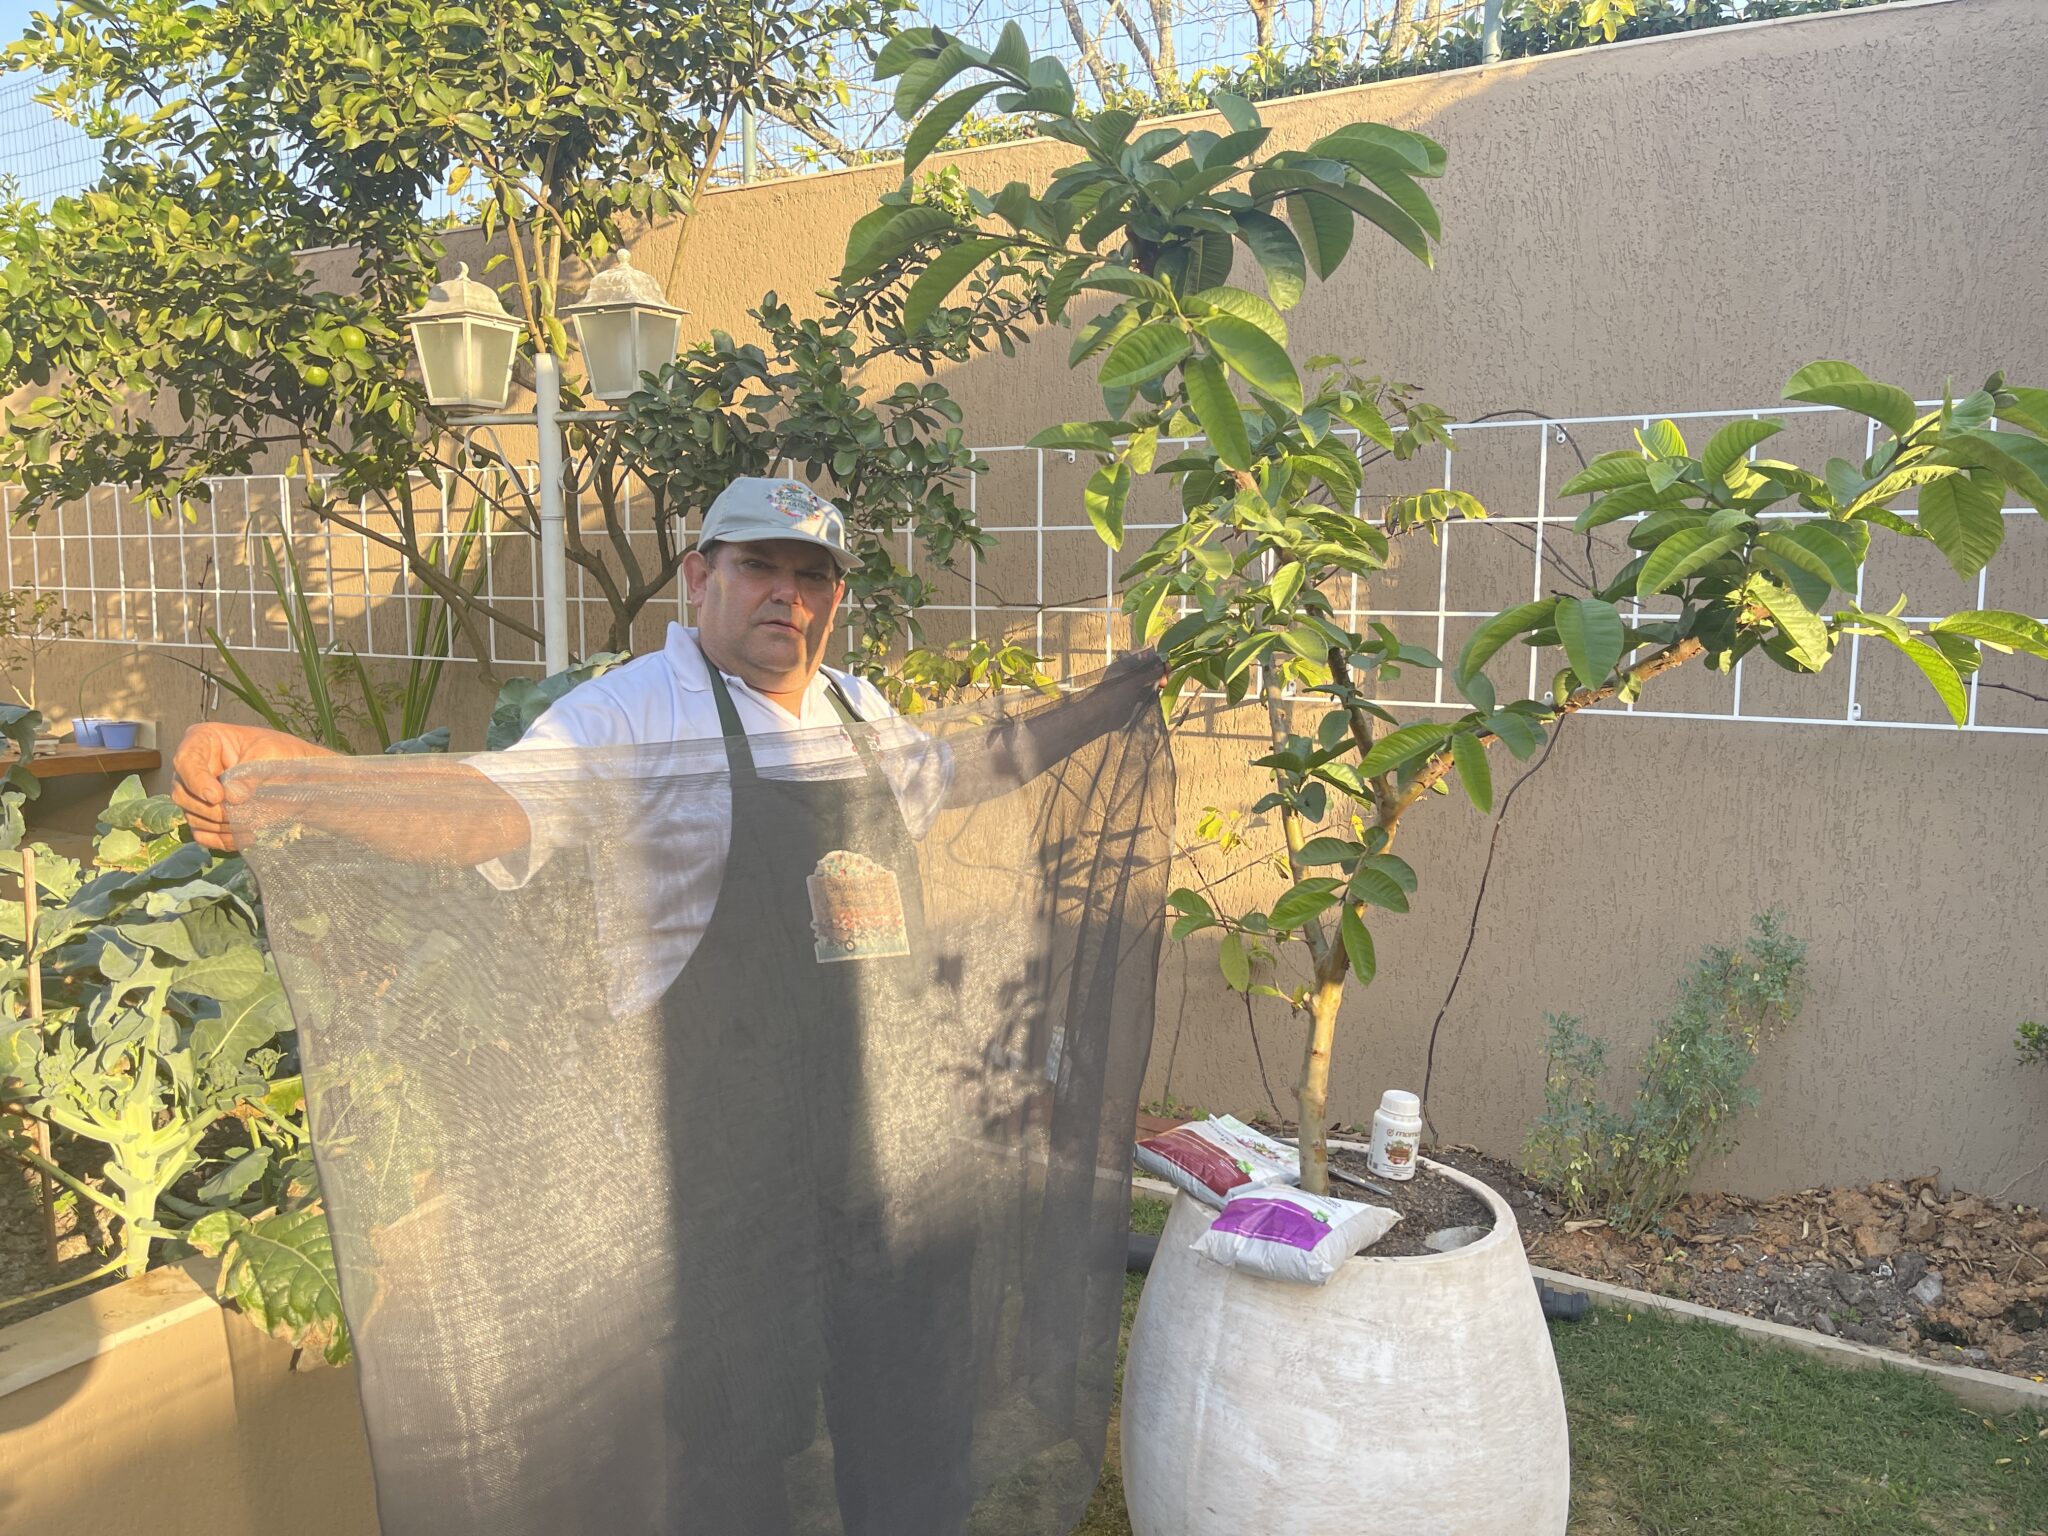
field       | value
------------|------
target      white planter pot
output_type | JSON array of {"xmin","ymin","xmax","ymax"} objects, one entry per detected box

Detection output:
[{"xmin": 1121, "ymin": 1155, "xmax": 1570, "ymax": 1535}]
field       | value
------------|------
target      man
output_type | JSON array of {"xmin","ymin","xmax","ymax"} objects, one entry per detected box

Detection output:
[{"xmin": 174, "ymin": 475, "xmax": 1162, "ymax": 1534}]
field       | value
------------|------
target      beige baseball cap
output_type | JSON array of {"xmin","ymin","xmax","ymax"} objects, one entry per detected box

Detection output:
[{"xmin": 698, "ymin": 477, "xmax": 858, "ymax": 570}]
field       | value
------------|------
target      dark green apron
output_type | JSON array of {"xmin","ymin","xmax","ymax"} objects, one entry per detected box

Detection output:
[{"xmin": 662, "ymin": 665, "xmax": 974, "ymax": 1534}]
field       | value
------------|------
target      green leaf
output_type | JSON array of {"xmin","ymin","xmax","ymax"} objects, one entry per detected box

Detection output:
[
  {"xmin": 1487, "ymin": 708, "xmax": 1542, "ymax": 758},
  {"xmin": 1308, "ymin": 122, "xmax": 1442, "ymax": 178},
  {"xmin": 1636, "ymin": 524, "xmax": 1749, "ymax": 596},
  {"xmin": 1356, "ymin": 721, "xmax": 1451, "ymax": 779},
  {"xmin": 1637, "ymin": 419, "xmax": 1688, "ymax": 459},
  {"xmin": 1702, "ymin": 419, "xmax": 1783, "ymax": 484},
  {"xmin": 1877, "ymin": 632, "xmax": 1968, "ymax": 726},
  {"xmin": 1457, "ymin": 600, "xmax": 1557, "ymax": 689},
  {"xmin": 899, "ymin": 235, "xmax": 1011, "ymax": 332},
  {"xmin": 1078, "ymin": 267, "xmax": 1173, "ymax": 302},
  {"xmin": 1930, "ymin": 609, "xmax": 2048, "ymax": 659},
  {"xmin": 1560, "ymin": 452, "xmax": 1653, "ymax": 497},
  {"xmin": 990, "ymin": 19, "xmax": 1030, "ymax": 73},
  {"xmin": 1449, "ymin": 731, "xmax": 1491, "ymax": 813},
  {"xmin": 1187, "ymin": 285, "xmax": 1287, "ymax": 347},
  {"xmin": 893, "ymin": 41, "xmax": 976, "ymax": 121},
  {"xmin": 902, "ymin": 81, "xmax": 1002, "ymax": 175},
  {"xmin": 1302, "ymin": 180, "xmax": 1432, "ymax": 266},
  {"xmin": 1287, "ymin": 192, "xmax": 1353, "ymax": 280},
  {"xmin": 1296, "ymin": 836, "xmax": 1362, "ymax": 865},
  {"xmin": 1339, "ymin": 906, "xmax": 1376, "ymax": 985},
  {"xmin": 197, "ymin": 1147, "xmax": 272, "ymax": 1205},
  {"xmin": 1782, "ymin": 360, "xmax": 1918, "ymax": 441},
  {"xmin": 1270, "ymin": 876, "xmax": 1343, "ymax": 930},
  {"xmin": 1554, "ymin": 598, "xmax": 1625, "ymax": 688},
  {"xmin": 189, "ymin": 1206, "xmax": 350, "ymax": 1366},
  {"xmin": 839, "ymin": 204, "xmax": 958, "ymax": 281},
  {"xmin": 1211, "ymin": 90, "xmax": 1259, "ymax": 134},
  {"xmin": 1099, "ymin": 320, "xmax": 1191, "ymax": 390},
  {"xmin": 1198, "ymin": 314, "xmax": 1302, "ymax": 412},
  {"xmin": 1219, "ymin": 932, "xmax": 1251, "ymax": 990},
  {"xmin": 1573, "ymin": 481, "xmax": 1681, "ymax": 533},
  {"xmin": 1183, "ymin": 355, "xmax": 1251, "ymax": 471},
  {"xmin": 1349, "ymin": 864, "xmax": 1411, "ymax": 914},
  {"xmin": 1916, "ymin": 470, "xmax": 2007, "ymax": 578},
  {"xmin": 1360, "ymin": 852, "xmax": 1417, "ymax": 892},
  {"xmin": 1747, "ymin": 577, "xmax": 1830, "ymax": 671},
  {"xmin": 1028, "ymin": 420, "xmax": 1116, "ymax": 452},
  {"xmin": 1760, "ymin": 523, "xmax": 1862, "ymax": 591},
  {"xmin": 1232, "ymin": 209, "xmax": 1307, "ymax": 310},
  {"xmin": 1084, "ymin": 461, "xmax": 1132, "ymax": 550}
]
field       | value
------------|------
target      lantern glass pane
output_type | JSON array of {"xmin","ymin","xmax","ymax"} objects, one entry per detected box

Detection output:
[
  {"xmin": 633, "ymin": 312, "xmax": 682, "ymax": 386},
  {"xmin": 575, "ymin": 309, "xmax": 639, "ymax": 401},
  {"xmin": 472, "ymin": 322, "xmax": 517, "ymax": 410},
  {"xmin": 411, "ymin": 318, "xmax": 469, "ymax": 406}
]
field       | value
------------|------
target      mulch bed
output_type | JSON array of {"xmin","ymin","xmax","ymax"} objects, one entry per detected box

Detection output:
[{"xmin": 1424, "ymin": 1144, "xmax": 2048, "ymax": 1385}]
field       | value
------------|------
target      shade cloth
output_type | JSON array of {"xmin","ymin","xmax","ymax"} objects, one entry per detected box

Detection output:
[{"xmin": 230, "ymin": 662, "xmax": 1174, "ymax": 1536}]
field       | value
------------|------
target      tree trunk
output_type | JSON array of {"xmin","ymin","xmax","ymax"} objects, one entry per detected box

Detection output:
[{"xmin": 1296, "ymin": 946, "xmax": 1347, "ymax": 1195}]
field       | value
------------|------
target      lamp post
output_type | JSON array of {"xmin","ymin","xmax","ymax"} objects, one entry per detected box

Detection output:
[{"xmin": 404, "ymin": 249, "xmax": 685, "ymax": 674}]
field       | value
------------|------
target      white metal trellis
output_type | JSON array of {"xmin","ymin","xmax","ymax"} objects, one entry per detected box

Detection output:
[{"xmin": 4, "ymin": 398, "xmax": 2044, "ymax": 737}]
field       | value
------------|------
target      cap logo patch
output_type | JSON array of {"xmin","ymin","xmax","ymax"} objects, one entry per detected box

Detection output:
[{"xmin": 768, "ymin": 481, "xmax": 846, "ymax": 549}]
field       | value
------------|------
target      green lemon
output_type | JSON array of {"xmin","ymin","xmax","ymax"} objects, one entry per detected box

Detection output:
[
  {"xmin": 300, "ymin": 364, "xmax": 331, "ymax": 387},
  {"xmin": 338, "ymin": 325, "xmax": 367, "ymax": 353}
]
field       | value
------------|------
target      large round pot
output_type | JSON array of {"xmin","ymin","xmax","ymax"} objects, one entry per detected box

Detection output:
[{"xmin": 1121, "ymin": 1154, "xmax": 1570, "ymax": 1534}]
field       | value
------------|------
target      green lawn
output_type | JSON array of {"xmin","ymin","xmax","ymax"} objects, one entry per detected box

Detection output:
[{"xmin": 1077, "ymin": 1197, "xmax": 2048, "ymax": 1535}]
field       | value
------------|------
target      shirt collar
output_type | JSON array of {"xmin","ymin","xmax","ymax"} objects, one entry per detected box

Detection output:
[{"xmin": 667, "ymin": 623, "xmax": 834, "ymax": 711}]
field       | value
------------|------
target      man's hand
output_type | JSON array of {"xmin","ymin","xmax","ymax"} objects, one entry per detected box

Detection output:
[{"xmin": 172, "ymin": 723, "xmax": 337, "ymax": 852}]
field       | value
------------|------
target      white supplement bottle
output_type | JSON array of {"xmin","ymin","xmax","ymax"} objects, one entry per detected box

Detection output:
[{"xmin": 1368, "ymin": 1089, "xmax": 1423, "ymax": 1180}]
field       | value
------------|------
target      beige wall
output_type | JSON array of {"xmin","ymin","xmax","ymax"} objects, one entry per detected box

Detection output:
[{"xmin": 9, "ymin": 0, "xmax": 2047, "ymax": 1202}]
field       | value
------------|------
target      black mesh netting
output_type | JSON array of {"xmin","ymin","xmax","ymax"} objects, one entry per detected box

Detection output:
[{"xmin": 229, "ymin": 663, "xmax": 1174, "ymax": 1536}]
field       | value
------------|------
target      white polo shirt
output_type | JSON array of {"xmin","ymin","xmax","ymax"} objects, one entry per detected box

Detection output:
[{"xmin": 475, "ymin": 623, "xmax": 950, "ymax": 1008}]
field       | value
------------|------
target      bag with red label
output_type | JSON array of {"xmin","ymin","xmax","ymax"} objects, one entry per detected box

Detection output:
[{"xmin": 1134, "ymin": 1116, "xmax": 1299, "ymax": 1206}]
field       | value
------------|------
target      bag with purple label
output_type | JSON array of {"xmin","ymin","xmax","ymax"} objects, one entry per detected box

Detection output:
[{"xmin": 1190, "ymin": 1186, "xmax": 1401, "ymax": 1284}]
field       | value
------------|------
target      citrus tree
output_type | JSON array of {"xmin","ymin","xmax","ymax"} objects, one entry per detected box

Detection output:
[
  {"xmin": 863, "ymin": 25, "xmax": 2048, "ymax": 1193},
  {"xmin": 0, "ymin": 0, "xmax": 1029, "ymax": 678}
]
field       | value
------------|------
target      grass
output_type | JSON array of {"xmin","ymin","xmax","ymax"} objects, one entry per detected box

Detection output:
[{"xmin": 1074, "ymin": 1196, "xmax": 2048, "ymax": 1535}]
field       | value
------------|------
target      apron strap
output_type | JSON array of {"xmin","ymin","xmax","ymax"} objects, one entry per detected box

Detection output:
[
  {"xmin": 703, "ymin": 662, "xmax": 758, "ymax": 779},
  {"xmin": 705, "ymin": 664, "xmax": 884, "ymax": 781},
  {"xmin": 825, "ymin": 677, "xmax": 890, "ymax": 778}
]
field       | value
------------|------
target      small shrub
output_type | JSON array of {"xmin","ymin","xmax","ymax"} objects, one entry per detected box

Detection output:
[
  {"xmin": 1522, "ymin": 912, "xmax": 1807, "ymax": 1234},
  {"xmin": 2018, "ymin": 1020, "xmax": 2046, "ymax": 1067}
]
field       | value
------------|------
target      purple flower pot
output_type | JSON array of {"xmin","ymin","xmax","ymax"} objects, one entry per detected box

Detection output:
[{"xmin": 98, "ymin": 721, "xmax": 141, "ymax": 751}]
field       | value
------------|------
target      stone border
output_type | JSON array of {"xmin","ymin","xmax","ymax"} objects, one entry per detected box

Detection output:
[{"xmin": 1531, "ymin": 1265, "xmax": 2048, "ymax": 1417}]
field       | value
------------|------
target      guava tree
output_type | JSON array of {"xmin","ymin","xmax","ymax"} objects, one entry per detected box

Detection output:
[{"xmin": 863, "ymin": 26, "xmax": 2048, "ymax": 1193}]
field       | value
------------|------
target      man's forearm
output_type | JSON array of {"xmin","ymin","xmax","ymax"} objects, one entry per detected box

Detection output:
[
  {"xmin": 943, "ymin": 658, "xmax": 1162, "ymax": 809},
  {"xmin": 228, "ymin": 757, "xmax": 531, "ymax": 866}
]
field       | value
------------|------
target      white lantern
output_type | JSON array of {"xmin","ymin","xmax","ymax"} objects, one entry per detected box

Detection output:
[
  {"xmin": 562, "ymin": 247, "xmax": 686, "ymax": 403},
  {"xmin": 402, "ymin": 262, "xmax": 521, "ymax": 410}
]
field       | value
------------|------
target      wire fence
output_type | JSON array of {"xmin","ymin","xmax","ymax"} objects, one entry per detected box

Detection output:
[
  {"xmin": 5, "ymin": 398, "xmax": 2043, "ymax": 737},
  {"xmin": 1, "ymin": 2, "xmax": 1910, "ymax": 206}
]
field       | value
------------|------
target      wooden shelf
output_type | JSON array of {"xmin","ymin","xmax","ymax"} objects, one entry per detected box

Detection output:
[{"xmin": 1, "ymin": 744, "xmax": 162, "ymax": 780}]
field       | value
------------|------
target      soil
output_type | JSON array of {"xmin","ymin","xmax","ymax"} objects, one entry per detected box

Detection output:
[
  {"xmin": 1209, "ymin": 1115, "xmax": 2048, "ymax": 1383},
  {"xmin": 1324, "ymin": 1145, "xmax": 1494, "ymax": 1259},
  {"xmin": 0, "ymin": 1124, "xmax": 121, "ymax": 1325},
  {"xmin": 1423, "ymin": 1143, "xmax": 2048, "ymax": 1386}
]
